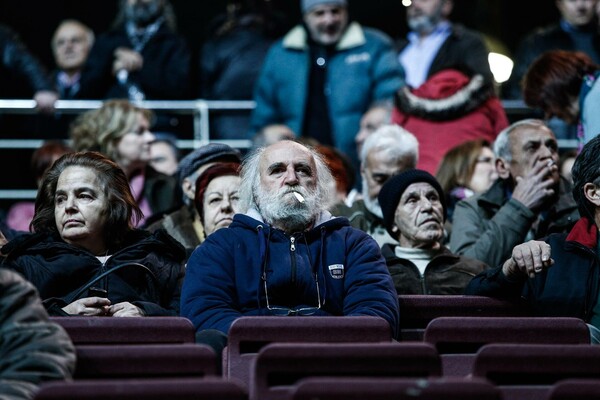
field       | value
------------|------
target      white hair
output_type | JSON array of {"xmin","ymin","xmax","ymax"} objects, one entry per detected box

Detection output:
[
  {"xmin": 360, "ymin": 124, "xmax": 419, "ymax": 167},
  {"xmin": 493, "ymin": 118, "xmax": 547, "ymax": 162}
]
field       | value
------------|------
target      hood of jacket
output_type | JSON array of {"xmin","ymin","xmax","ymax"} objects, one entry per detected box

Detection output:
[
  {"xmin": 395, "ymin": 68, "xmax": 494, "ymax": 121},
  {"xmin": 282, "ymin": 22, "xmax": 365, "ymax": 51}
]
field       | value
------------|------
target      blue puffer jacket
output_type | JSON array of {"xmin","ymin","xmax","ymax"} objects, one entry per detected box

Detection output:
[
  {"xmin": 248, "ymin": 22, "xmax": 404, "ymax": 166},
  {"xmin": 181, "ymin": 210, "xmax": 399, "ymax": 337}
]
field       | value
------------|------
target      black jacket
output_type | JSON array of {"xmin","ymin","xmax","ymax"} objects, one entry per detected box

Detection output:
[
  {"xmin": 0, "ymin": 229, "xmax": 186, "ymax": 317},
  {"xmin": 396, "ymin": 23, "xmax": 494, "ymax": 87},
  {"xmin": 465, "ymin": 217, "xmax": 600, "ymax": 321},
  {"xmin": 79, "ymin": 24, "xmax": 191, "ymax": 100},
  {"xmin": 382, "ymin": 243, "xmax": 488, "ymax": 295}
]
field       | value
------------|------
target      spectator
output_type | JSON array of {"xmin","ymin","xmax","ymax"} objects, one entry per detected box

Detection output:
[
  {"xmin": 69, "ymin": 99, "xmax": 180, "ymax": 226},
  {"xmin": 522, "ymin": 50, "xmax": 600, "ymax": 145},
  {"xmin": 249, "ymin": 0, "xmax": 404, "ymax": 171},
  {"xmin": 51, "ymin": 19, "xmax": 95, "ymax": 100},
  {"xmin": 181, "ymin": 140, "xmax": 399, "ymax": 351},
  {"xmin": 0, "ymin": 24, "xmax": 57, "ymax": 113},
  {"xmin": 331, "ymin": 124, "xmax": 419, "ymax": 247},
  {"xmin": 149, "ymin": 132, "xmax": 179, "ymax": 176},
  {"xmin": 79, "ymin": 0, "xmax": 191, "ymax": 132},
  {"xmin": 504, "ymin": 0, "xmax": 600, "ymax": 100},
  {"xmin": 378, "ymin": 169, "xmax": 488, "ymax": 294},
  {"xmin": 396, "ymin": 0, "xmax": 493, "ymax": 89},
  {"xmin": 146, "ymin": 143, "xmax": 241, "ymax": 255},
  {"xmin": 436, "ymin": 139, "xmax": 497, "ymax": 223},
  {"xmin": 0, "ymin": 267, "xmax": 75, "ymax": 399},
  {"xmin": 392, "ymin": 65, "xmax": 508, "ymax": 174},
  {"xmin": 251, "ymin": 123, "xmax": 296, "ymax": 151},
  {"xmin": 6, "ymin": 140, "xmax": 73, "ymax": 232},
  {"xmin": 0, "ymin": 152, "xmax": 186, "ymax": 317},
  {"xmin": 450, "ymin": 119, "xmax": 579, "ymax": 268},
  {"xmin": 193, "ymin": 162, "xmax": 241, "ymax": 237},
  {"xmin": 199, "ymin": 0, "xmax": 288, "ymax": 139},
  {"xmin": 465, "ymin": 134, "xmax": 600, "ymax": 343},
  {"xmin": 354, "ymin": 101, "xmax": 393, "ymax": 156}
]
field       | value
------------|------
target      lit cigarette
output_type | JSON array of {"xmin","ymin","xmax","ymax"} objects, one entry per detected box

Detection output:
[{"xmin": 293, "ymin": 192, "xmax": 305, "ymax": 203}]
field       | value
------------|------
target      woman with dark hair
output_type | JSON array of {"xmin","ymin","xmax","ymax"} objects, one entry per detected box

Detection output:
[
  {"xmin": 0, "ymin": 152, "xmax": 186, "ymax": 317},
  {"xmin": 436, "ymin": 139, "xmax": 497, "ymax": 222},
  {"xmin": 523, "ymin": 50, "xmax": 600, "ymax": 145},
  {"xmin": 194, "ymin": 162, "xmax": 241, "ymax": 238}
]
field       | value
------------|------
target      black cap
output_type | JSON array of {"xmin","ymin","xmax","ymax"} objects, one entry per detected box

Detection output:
[{"xmin": 378, "ymin": 169, "xmax": 447, "ymax": 238}]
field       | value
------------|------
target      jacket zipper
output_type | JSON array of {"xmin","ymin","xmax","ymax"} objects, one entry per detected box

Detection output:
[{"xmin": 290, "ymin": 236, "xmax": 296, "ymax": 284}]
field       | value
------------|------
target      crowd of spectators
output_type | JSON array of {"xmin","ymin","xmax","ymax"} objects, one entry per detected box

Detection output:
[{"xmin": 3, "ymin": 0, "xmax": 600, "ymax": 396}]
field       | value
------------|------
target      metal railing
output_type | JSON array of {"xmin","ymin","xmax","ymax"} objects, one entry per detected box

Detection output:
[{"xmin": 0, "ymin": 99, "xmax": 578, "ymax": 200}]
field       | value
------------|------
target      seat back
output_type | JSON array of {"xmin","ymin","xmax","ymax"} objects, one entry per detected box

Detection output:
[
  {"xmin": 472, "ymin": 344, "xmax": 600, "ymax": 400},
  {"xmin": 423, "ymin": 317, "xmax": 590, "ymax": 376},
  {"xmin": 250, "ymin": 342, "xmax": 442, "ymax": 400},
  {"xmin": 74, "ymin": 343, "xmax": 217, "ymax": 379},
  {"xmin": 291, "ymin": 376, "xmax": 502, "ymax": 400},
  {"xmin": 226, "ymin": 316, "xmax": 392, "ymax": 387},
  {"xmin": 50, "ymin": 316, "xmax": 195, "ymax": 344},
  {"xmin": 399, "ymin": 295, "xmax": 527, "ymax": 341},
  {"xmin": 34, "ymin": 377, "xmax": 247, "ymax": 400},
  {"xmin": 547, "ymin": 378, "xmax": 600, "ymax": 400}
]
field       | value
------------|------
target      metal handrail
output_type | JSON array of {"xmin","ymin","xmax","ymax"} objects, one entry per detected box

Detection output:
[{"xmin": 0, "ymin": 99, "xmax": 579, "ymax": 201}]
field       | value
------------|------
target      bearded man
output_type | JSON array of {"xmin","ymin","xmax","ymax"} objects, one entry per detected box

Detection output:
[{"xmin": 181, "ymin": 140, "xmax": 399, "ymax": 352}]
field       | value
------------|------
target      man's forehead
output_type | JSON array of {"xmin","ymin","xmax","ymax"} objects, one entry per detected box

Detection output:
[
  {"xmin": 401, "ymin": 182, "xmax": 436, "ymax": 197},
  {"xmin": 261, "ymin": 142, "xmax": 315, "ymax": 167},
  {"xmin": 512, "ymin": 125, "xmax": 555, "ymax": 143}
]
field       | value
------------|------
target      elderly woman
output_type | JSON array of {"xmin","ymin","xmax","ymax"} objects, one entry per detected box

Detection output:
[
  {"xmin": 194, "ymin": 162, "xmax": 241, "ymax": 238},
  {"xmin": 0, "ymin": 152, "xmax": 186, "ymax": 317},
  {"xmin": 69, "ymin": 99, "xmax": 180, "ymax": 226}
]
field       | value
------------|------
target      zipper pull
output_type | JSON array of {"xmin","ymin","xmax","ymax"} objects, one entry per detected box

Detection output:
[{"xmin": 290, "ymin": 236, "xmax": 296, "ymax": 252}]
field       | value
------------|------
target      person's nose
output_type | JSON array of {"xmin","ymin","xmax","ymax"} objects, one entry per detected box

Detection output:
[
  {"xmin": 283, "ymin": 167, "xmax": 299, "ymax": 185},
  {"xmin": 221, "ymin": 197, "xmax": 233, "ymax": 212},
  {"xmin": 65, "ymin": 196, "xmax": 77, "ymax": 212},
  {"xmin": 419, "ymin": 197, "xmax": 433, "ymax": 212}
]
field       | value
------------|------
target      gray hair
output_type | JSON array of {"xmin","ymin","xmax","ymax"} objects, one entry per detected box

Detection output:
[
  {"xmin": 52, "ymin": 19, "xmax": 95, "ymax": 50},
  {"xmin": 360, "ymin": 124, "xmax": 419, "ymax": 167},
  {"xmin": 493, "ymin": 118, "xmax": 547, "ymax": 162},
  {"xmin": 239, "ymin": 141, "xmax": 335, "ymax": 212}
]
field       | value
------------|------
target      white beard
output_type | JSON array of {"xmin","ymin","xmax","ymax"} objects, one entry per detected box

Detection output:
[{"xmin": 256, "ymin": 185, "xmax": 319, "ymax": 232}]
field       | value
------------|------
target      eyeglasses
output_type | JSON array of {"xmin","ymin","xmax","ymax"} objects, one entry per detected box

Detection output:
[{"xmin": 262, "ymin": 273, "xmax": 322, "ymax": 316}]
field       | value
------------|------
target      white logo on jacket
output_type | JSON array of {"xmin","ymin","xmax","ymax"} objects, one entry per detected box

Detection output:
[
  {"xmin": 328, "ymin": 264, "xmax": 345, "ymax": 279},
  {"xmin": 345, "ymin": 52, "xmax": 370, "ymax": 64}
]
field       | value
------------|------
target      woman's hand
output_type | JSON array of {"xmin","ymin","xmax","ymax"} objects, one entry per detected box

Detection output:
[
  {"xmin": 62, "ymin": 297, "xmax": 111, "ymax": 316},
  {"xmin": 108, "ymin": 302, "xmax": 146, "ymax": 317}
]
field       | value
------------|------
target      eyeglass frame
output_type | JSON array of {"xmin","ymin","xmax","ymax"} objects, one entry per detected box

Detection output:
[{"xmin": 262, "ymin": 271, "xmax": 323, "ymax": 316}]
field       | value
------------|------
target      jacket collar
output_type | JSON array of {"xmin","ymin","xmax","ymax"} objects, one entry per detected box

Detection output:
[
  {"xmin": 566, "ymin": 217, "xmax": 598, "ymax": 249},
  {"xmin": 282, "ymin": 22, "xmax": 365, "ymax": 51}
]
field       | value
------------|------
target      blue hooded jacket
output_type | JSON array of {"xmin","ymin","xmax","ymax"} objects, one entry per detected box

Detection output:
[{"xmin": 181, "ymin": 210, "xmax": 399, "ymax": 338}]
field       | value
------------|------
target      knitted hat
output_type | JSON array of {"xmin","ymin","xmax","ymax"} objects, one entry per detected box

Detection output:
[
  {"xmin": 301, "ymin": 0, "xmax": 347, "ymax": 13},
  {"xmin": 177, "ymin": 143, "xmax": 241, "ymax": 184},
  {"xmin": 378, "ymin": 169, "xmax": 447, "ymax": 238}
]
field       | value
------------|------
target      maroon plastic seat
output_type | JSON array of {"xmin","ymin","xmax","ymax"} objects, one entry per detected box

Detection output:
[
  {"xmin": 34, "ymin": 377, "xmax": 247, "ymax": 400},
  {"xmin": 547, "ymin": 378, "xmax": 600, "ymax": 400},
  {"xmin": 472, "ymin": 343, "xmax": 600, "ymax": 400},
  {"xmin": 423, "ymin": 316, "xmax": 590, "ymax": 376},
  {"xmin": 291, "ymin": 376, "xmax": 502, "ymax": 400},
  {"xmin": 250, "ymin": 342, "xmax": 442, "ymax": 400},
  {"xmin": 226, "ymin": 316, "xmax": 392, "ymax": 387},
  {"xmin": 398, "ymin": 295, "xmax": 528, "ymax": 341},
  {"xmin": 50, "ymin": 316, "xmax": 195, "ymax": 344},
  {"xmin": 74, "ymin": 343, "xmax": 217, "ymax": 379}
]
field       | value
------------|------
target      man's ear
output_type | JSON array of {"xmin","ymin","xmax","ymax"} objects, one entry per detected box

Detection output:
[
  {"xmin": 583, "ymin": 183, "xmax": 600, "ymax": 206},
  {"xmin": 496, "ymin": 158, "xmax": 511, "ymax": 180}
]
